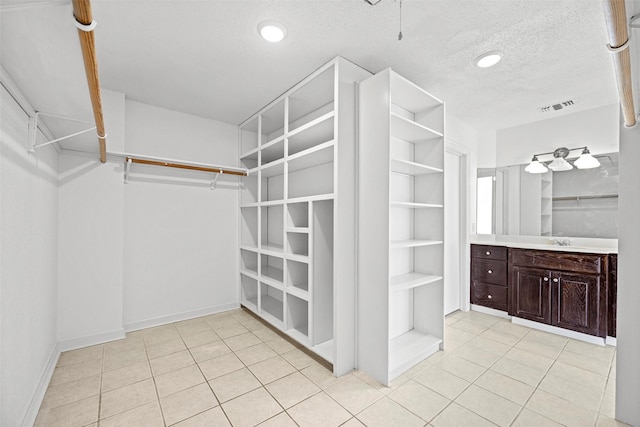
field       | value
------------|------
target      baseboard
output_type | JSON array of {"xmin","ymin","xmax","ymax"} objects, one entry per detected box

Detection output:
[
  {"xmin": 511, "ymin": 317, "xmax": 606, "ymax": 346},
  {"xmin": 123, "ymin": 302, "xmax": 240, "ymax": 333},
  {"xmin": 20, "ymin": 343, "xmax": 60, "ymax": 427},
  {"xmin": 470, "ymin": 304, "xmax": 511, "ymax": 319},
  {"xmin": 58, "ymin": 328, "xmax": 126, "ymax": 352},
  {"xmin": 606, "ymin": 336, "xmax": 617, "ymax": 346}
]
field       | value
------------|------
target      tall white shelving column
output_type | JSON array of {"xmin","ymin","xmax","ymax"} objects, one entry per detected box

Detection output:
[
  {"xmin": 358, "ymin": 68, "xmax": 445, "ymax": 386},
  {"xmin": 238, "ymin": 57, "xmax": 371, "ymax": 376}
]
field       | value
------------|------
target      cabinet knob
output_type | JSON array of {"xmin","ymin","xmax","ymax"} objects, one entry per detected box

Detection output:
[
  {"xmin": 486, "ymin": 251, "xmax": 491, "ymax": 255},
  {"xmin": 488, "ymin": 295, "xmax": 492, "ymax": 299},
  {"xmin": 543, "ymin": 277, "xmax": 549, "ymax": 282},
  {"xmin": 553, "ymin": 278, "xmax": 559, "ymax": 283},
  {"xmin": 487, "ymin": 269, "xmax": 493, "ymax": 274}
]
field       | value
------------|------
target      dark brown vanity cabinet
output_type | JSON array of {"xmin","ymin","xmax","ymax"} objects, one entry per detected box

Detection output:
[
  {"xmin": 509, "ymin": 249, "xmax": 607, "ymax": 337},
  {"xmin": 470, "ymin": 245, "xmax": 508, "ymax": 311},
  {"xmin": 609, "ymin": 254, "xmax": 617, "ymax": 337}
]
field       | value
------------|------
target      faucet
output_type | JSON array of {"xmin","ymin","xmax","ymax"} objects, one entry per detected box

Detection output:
[{"xmin": 552, "ymin": 238, "xmax": 571, "ymax": 246}]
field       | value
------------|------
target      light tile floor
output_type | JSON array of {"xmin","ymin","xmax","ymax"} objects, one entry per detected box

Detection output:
[{"xmin": 35, "ymin": 309, "xmax": 630, "ymax": 427}]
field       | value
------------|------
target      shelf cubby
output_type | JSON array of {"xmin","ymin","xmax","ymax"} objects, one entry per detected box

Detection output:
[
  {"xmin": 260, "ymin": 162, "xmax": 285, "ymax": 202},
  {"xmin": 261, "ymin": 138, "xmax": 285, "ymax": 166},
  {"xmin": 260, "ymin": 205, "xmax": 283, "ymax": 255},
  {"xmin": 288, "ymin": 158, "xmax": 334, "ymax": 199},
  {"xmin": 241, "ymin": 274, "xmax": 258, "ymax": 311},
  {"xmin": 261, "ymin": 99, "xmax": 285, "ymax": 145},
  {"xmin": 312, "ymin": 199, "xmax": 334, "ymax": 347},
  {"xmin": 287, "ymin": 259, "xmax": 309, "ymax": 292},
  {"xmin": 240, "ymin": 249, "xmax": 259, "ymax": 277},
  {"xmin": 240, "ymin": 116, "xmax": 259, "ymax": 155},
  {"xmin": 288, "ymin": 65, "xmax": 335, "ymax": 133},
  {"xmin": 240, "ymin": 207, "xmax": 258, "ymax": 248},
  {"xmin": 260, "ymin": 282, "xmax": 284, "ymax": 325},
  {"xmin": 240, "ymin": 173, "xmax": 258, "ymax": 204},
  {"xmin": 287, "ymin": 202, "xmax": 309, "ymax": 228},
  {"xmin": 287, "ymin": 293, "xmax": 309, "ymax": 341},
  {"xmin": 288, "ymin": 114, "xmax": 335, "ymax": 156},
  {"xmin": 240, "ymin": 150, "xmax": 259, "ymax": 170},
  {"xmin": 287, "ymin": 231, "xmax": 309, "ymax": 257},
  {"xmin": 261, "ymin": 255, "xmax": 284, "ymax": 287}
]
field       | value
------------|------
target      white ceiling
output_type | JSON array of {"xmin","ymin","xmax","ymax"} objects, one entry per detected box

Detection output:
[{"xmin": 0, "ymin": 0, "xmax": 636, "ymax": 141}]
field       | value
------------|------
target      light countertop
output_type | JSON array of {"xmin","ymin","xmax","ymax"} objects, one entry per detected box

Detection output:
[{"xmin": 470, "ymin": 235, "xmax": 617, "ymax": 254}]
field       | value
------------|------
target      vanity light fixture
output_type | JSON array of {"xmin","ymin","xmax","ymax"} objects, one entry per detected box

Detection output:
[
  {"xmin": 524, "ymin": 155, "xmax": 548, "ymax": 174},
  {"xmin": 258, "ymin": 21, "xmax": 287, "ymax": 42},
  {"xmin": 574, "ymin": 148, "xmax": 601, "ymax": 169},
  {"xmin": 525, "ymin": 146, "xmax": 600, "ymax": 173},
  {"xmin": 475, "ymin": 51, "xmax": 502, "ymax": 68}
]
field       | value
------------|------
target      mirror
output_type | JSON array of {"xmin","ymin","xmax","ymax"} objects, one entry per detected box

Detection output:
[{"xmin": 477, "ymin": 152, "xmax": 619, "ymax": 239}]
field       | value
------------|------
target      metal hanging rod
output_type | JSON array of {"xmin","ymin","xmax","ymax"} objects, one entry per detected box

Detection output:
[
  {"xmin": 112, "ymin": 151, "xmax": 248, "ymax": 189},
  {"xmin": 552, "ymin": 194, "xmax": 619, "ymax": 202}
]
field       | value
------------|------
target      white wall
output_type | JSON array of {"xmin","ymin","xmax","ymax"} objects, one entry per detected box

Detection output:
[
  {"xmin": 495, "ymin": 104, "xmax": 619, "ymax": 167},
  {"xmin": 1, "ymin": 85, "xmax": 59, "ymax": 426},
  {"xmin": 122, "ymin": 101, "xmax": 239, "ymax": 330},
  {"xmin": 476, "ymin": 128, "xmax": 497, "ymax": 168},
  {"xmin": 57, "ymin": 89, "xmax": 126, "ymax": 349},
  {"xmin": 615, "ymin": 121, "xmax": 640, "ymax": 425}
]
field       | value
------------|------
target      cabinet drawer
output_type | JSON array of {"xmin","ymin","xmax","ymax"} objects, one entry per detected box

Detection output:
[
  {"xmin": 471, "ymin": 245, "xmax": 508, "ymax": 261},
  {"xmin": 511, "ymin": 248, "xmax": 605, "ymax": 275},
  {"xmin": 471, "ymin": 281, "xmax": 508, "ymax": 311},
  {"xmin": 472, "ymin": 259, "xmax": 507, "ymax": 285}
]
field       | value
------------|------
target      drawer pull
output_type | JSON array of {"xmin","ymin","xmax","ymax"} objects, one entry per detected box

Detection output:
[
  {"xmin": 488, "ymin": 295, "xmax": 492, "ymax": 299},
  {"xmin": 487, "ymin": 269, "xmax": 493, "ymax": 274},
  {"xmin": 553, "ymin": 278, "xmax": 559, "ymax": 283},
  {"xmin": 486, "ymin": 251, "xmax": 491, "ymax": 255},
  {"xmin": 543, "ymin": 277, "xmax": 549, "ymax": 282}
]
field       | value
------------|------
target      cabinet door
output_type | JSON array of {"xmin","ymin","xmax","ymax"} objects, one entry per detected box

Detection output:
[
  {"xmin": 510, "ymin": 266, "xmax": 551, "ymax": 324},
  {"xmin": 552, "ymin": 273, "xmax": 605, "ymax": 337}
]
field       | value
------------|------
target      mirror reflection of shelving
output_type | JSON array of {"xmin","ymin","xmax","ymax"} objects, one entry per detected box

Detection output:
[
  {"xmin": 237, "ymin": 57, "xmax": 370, "ymax": 374},
  {"xmin": 358, "ymin": 68, "xmax": 445, "ymax": 386}
]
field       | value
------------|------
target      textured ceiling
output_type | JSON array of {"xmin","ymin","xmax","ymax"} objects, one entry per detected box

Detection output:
[{"xmin": 0, "ymin": 0, "xmax": 634, "ymax": 140}]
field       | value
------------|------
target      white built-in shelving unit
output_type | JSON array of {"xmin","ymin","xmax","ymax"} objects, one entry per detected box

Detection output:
[
  {"xmin": 238, "ymin": 57, "xmax": 371, "ymax": 375},
  {"xmin": 358, "ymin": 68, "xmax": 445, "ymax": 386}
]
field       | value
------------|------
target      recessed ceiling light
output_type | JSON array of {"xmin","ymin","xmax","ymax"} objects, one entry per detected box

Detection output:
[
  {"xmin": 258, "ymin": 21, "xmax": 287, "ymax": 42},
  {"xmin": 475, "ymin": 51, "xmax": 502, "ymax": 68}
]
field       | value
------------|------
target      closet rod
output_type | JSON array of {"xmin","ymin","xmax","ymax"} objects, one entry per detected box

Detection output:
[
  {"xmin": 602, "ymin": 0, "xmax": 636, "ymax": 127},
  {"xmin": 552, "ymin": 194, "xmax": 619, "ymax": 201},
  {"xmin": 117, "ymin": 153, "xmax": 248, "ymax": 176},
  {"xmin": 72, "ymin": 0, "xmax": 108, "ymax": 162}
]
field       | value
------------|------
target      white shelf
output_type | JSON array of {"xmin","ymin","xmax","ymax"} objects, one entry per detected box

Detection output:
[
  {"xmin": 287, "ymin": 328, "xmax": 309, "ymax": 346},
  {"xmin": 390, "ymin": 158, "xmax": 443, "ymax": 175},
  {"xmin": 261, "ymin": 200, "xmax": 285, "ymax": 207},
  {"xmin": 390, "ymin": 113, "xmax": 443, "ymax": 143},
  {"xmin": 261, "ymin": 265, "xmax": 284, "ymax": 285},
  {"xmin": 389, "ymin": 331, "xmax": 441, "ymax": 380},
  {"xmin": 390, "ymin": 239, "xmax": 443, "ymax": 249},
  {"xmin": 390, "ymin": 201, "xmax": 443, "ymax": 209},
  {"xmin": 261, "ymin": 160, "xmax": 285, "ymax": 177},
  {"xmin": 288, "ymin": 111, "xmax": 335, "ymax": 153},
  {"xmin": 286, "ymin": 286, "xmax": 309, "ymax": 301},
  {"xmin": 288, "ymin": 141, "xmax": 334, "ymax": 173},
  {"xmin": 287, "ymin": 253, "xmax": 309, "ymax": 264},
  {"xmin": 240, "ymin": 268, "xmax": 259, "ymax": 280},
  {"xmin": 390, "ymin": 273, "xmax": 443, "ymax": 291},
  {"xmin": 240, "ymin": 202, "xmax": 259, "ymax": 208},
  {"xmin": 312, "ymin": 339, "xmax": 334, "ymax": 363},
  {"xmin": 287, "ymin": 194, "xmax": 334, "ymax": 204},
  {"xmin": 261, "ymin": 244, "xmax": 284, "ymax": 256},
  {"xmin": 242, "ymin": 297, "xmax": 258, "ymax": 312},
  {"xmin": 239, "ymin": 245, "xmax": 259, "ymax": 253},
  {"xmin": 286, "ymin": 227, "xmax": 309, "ymax": 233}
]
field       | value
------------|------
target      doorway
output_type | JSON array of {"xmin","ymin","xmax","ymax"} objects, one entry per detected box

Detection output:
[{"xmin": 444, "ymin": 146, "xmax": 468, "ymax": 315}]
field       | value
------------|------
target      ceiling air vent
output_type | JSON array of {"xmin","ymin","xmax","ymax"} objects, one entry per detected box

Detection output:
[{"xmin": 539, "ymin": 100, "xmax": 575, "ymax": 113}]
